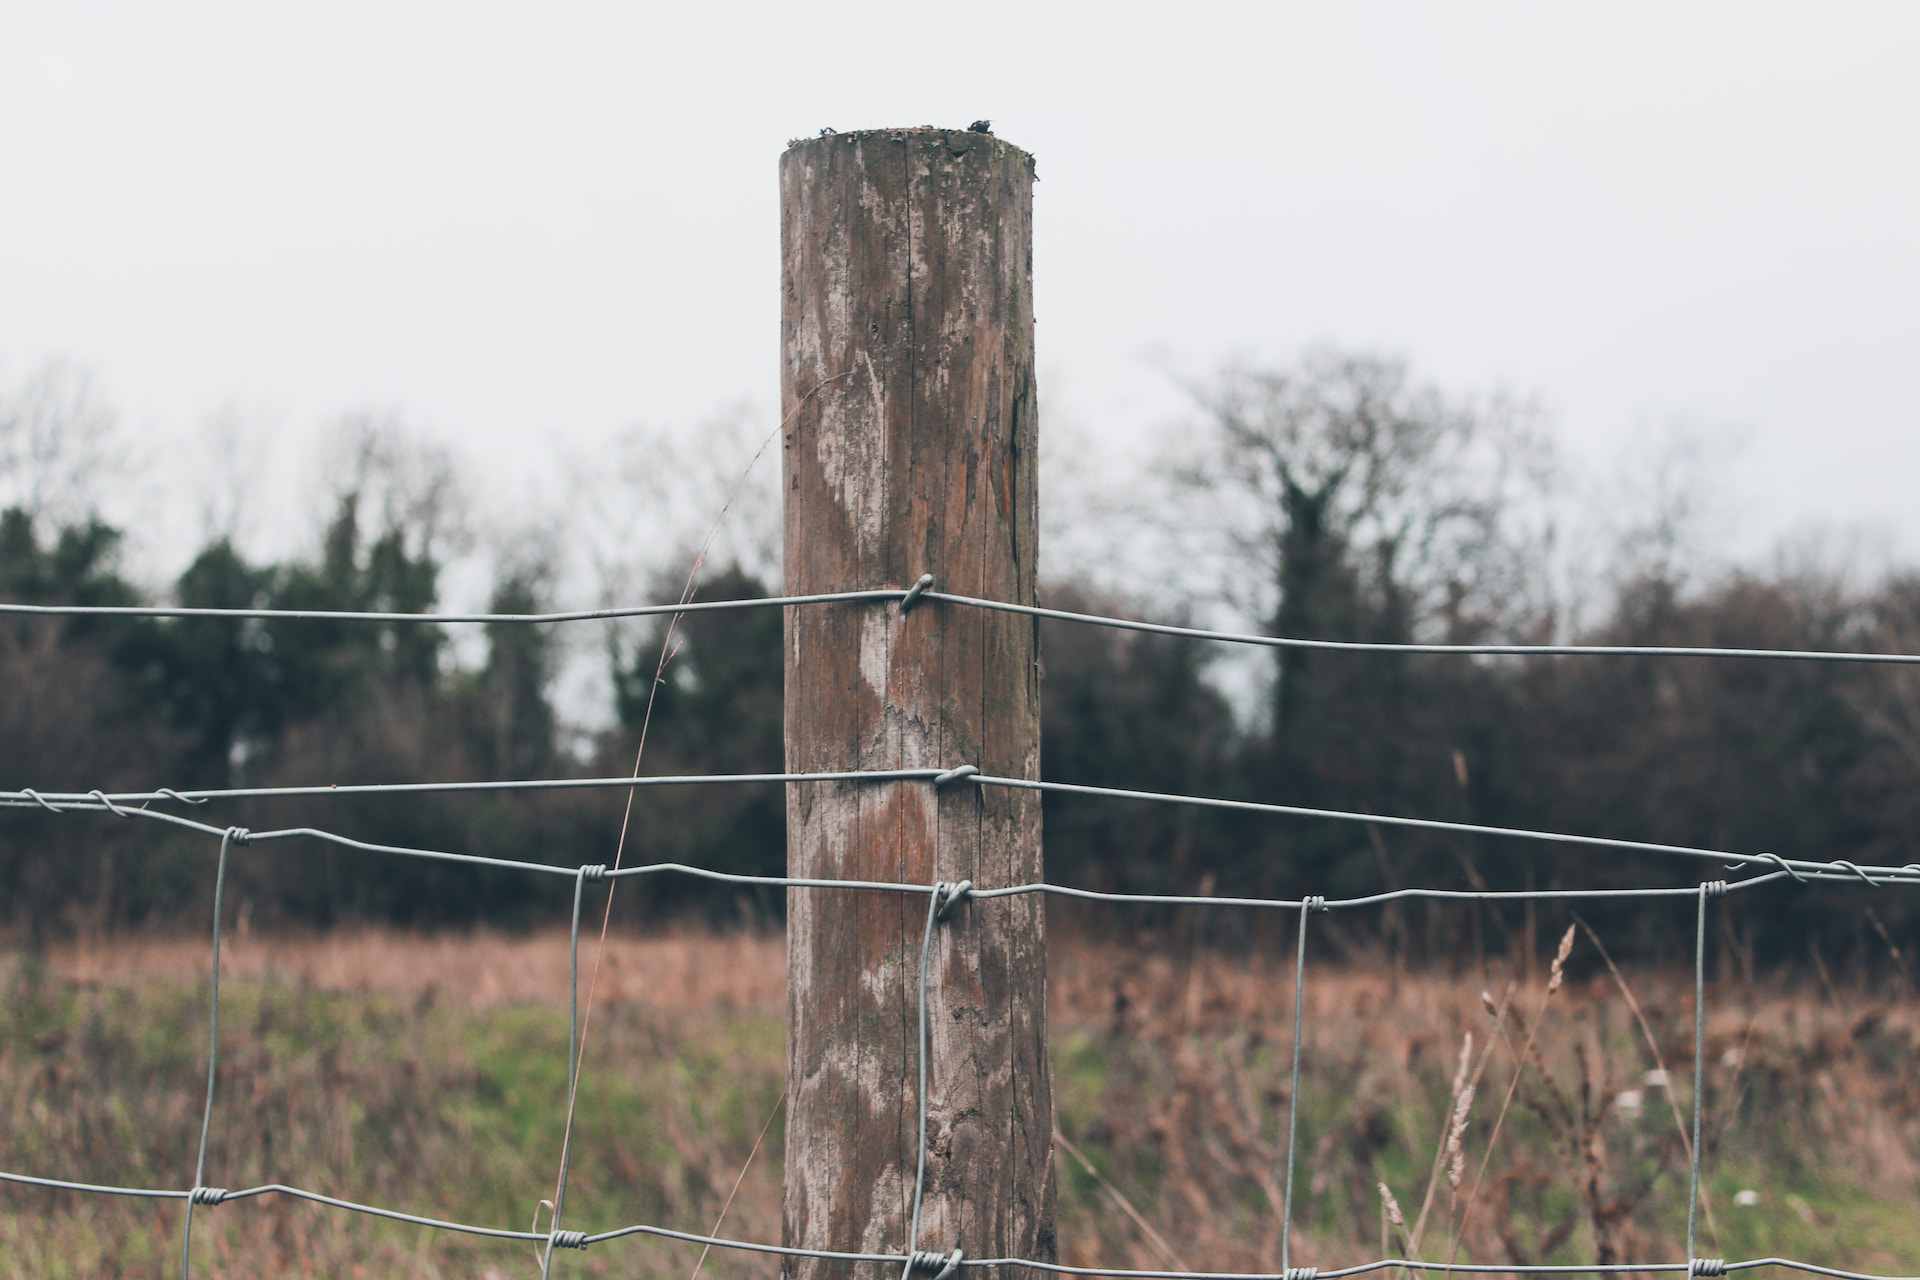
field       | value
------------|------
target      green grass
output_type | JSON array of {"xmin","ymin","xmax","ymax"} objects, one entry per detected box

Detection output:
[{"xmin": 5, "ymin": 943, "xmax": 1918, "ymax": 1278}]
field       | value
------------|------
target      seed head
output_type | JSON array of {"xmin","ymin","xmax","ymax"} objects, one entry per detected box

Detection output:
[
  {"xmin": 1547, "ymin": 925, "xmax": 1576, "ymax": 994},
  {"xmin": 1378, "ymin": 1180, "xmax": 1406, "ymax": 1228}
]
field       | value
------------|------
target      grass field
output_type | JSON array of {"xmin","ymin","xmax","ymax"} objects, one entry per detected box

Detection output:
[{"xmin": 3, "ymin": 923, "xmax": 1917, "ymax": 1278}]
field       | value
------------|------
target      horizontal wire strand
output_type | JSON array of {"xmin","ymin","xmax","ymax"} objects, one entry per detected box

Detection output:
[
  {"xmin": 7, "ymin": 582, "xmax": 1920, "ymax": 664},
  {"xmin": 0, "ymin": 588, "xmax": 908, "ymax": 626},
  {"xmin": 4, "ymin": 790, "xmax": 1913, "ymax": 898},
  {"xmin": 9, "ymin": 581, "xmax": 1920, "ymax": 1279},
  {"xmin": 963, "ymin": 774, "xmax": 1920, "ymax": 886},
  {"xmin": 4, "ymin": 768, "xmax": 946, "ymax": 806},
  {"xmin": 923, "ymin": 590, "xmax": 1920, "ymax": 665},
  {"xmin": 12, "ymin": 770, "xmax": 1918, "ymax": 887},
  {"xmin": 3, "ymin": 1176, "xmax": 1914, "ymax": 1280}
]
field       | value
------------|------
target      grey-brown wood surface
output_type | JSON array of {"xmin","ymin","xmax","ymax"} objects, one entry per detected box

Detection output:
[{"xmin": 780, "ymin": 127, "xmax": 1054, "ymax": 1280}]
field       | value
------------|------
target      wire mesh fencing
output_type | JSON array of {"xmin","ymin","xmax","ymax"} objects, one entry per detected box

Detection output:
[{"xmin": 3, "ymin": 584, "xmax": 1918, "ymax": 1280}]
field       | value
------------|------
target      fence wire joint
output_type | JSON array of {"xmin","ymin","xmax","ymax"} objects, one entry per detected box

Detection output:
[
  {"xmin": 900, "ymin": 574, "xmax": 935, "ymax": 615},
  {"xmin": 907, "ymin": 1248, "xmax": 963, "ymax": 1280},
  {"xmin": 935, "ymin": 880, "xmax": 973, "ymax": 922}
]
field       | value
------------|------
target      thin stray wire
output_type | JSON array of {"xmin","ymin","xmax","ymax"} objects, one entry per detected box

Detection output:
[{"xmin": 537, "ymin": 364, "xmax": 857, "ymax": 1271}]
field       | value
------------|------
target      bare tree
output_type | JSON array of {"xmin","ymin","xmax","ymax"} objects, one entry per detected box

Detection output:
[
  {"xmin": 1170, "ymin": 347, "xmax": 1558, "ymax": 739},
  {"xmin": 0, "ymin": 356, "xmax": 122, "ymax": 527},
  {"xmin": 318, "ymin": 410, "xmax": 473, "ymax": 566},
  {"xmin": 193, "ymin": 402, "xmax": 276, "ymax": 547}
]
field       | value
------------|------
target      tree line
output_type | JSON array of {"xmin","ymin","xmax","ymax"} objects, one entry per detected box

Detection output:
[{"xmin": 3, "ymin": 350, "xmax": 1916, "ymax": 972}]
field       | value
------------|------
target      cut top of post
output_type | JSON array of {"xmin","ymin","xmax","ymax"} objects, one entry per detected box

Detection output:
[{"xmin": 783, "ymin": 124, "xmax": 1036, "ymax": 169}]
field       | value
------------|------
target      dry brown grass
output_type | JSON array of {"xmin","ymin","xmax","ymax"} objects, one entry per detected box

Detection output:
[
  {"xmin": 46, "ymin": 926, "xmax": 788, "ymax": 1014},
  {"xmin": 5, "ymin": 924, "xmax": 1919, "ymax": 1278}
]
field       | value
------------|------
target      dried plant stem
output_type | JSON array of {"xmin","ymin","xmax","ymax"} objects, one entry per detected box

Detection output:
[
  {"xmin": 688, "ymin": 1091, "xmax": 784, "ymax": 1280},
  {"xmin": 1377, "ymin": 1180, "xmax": 1413, "ymax": 1260},
  {"xmin": 1571, "ymin": 914, "xmax": 1719, "ymax": 1250},
  {"xmin": 1448, "ymin": 929, "xmax": 1574, "ymax": 1264},
  {"xmin": 1056, "ymin": 1128, "xmax": 1191, "ymax": 1271},
  {"xmin": 1407, "ymin": 988, "xmax": 1511, "ymax": 1254}
]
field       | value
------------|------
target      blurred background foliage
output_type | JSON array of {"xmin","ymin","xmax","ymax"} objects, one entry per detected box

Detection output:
[{"xmin": 3, "ymin": 347, "xmax": 1917, "ymax": 974}]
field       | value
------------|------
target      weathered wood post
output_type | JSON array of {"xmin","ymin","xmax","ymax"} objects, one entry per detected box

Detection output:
[{"xmin": 780, "ymin": 127, "xmax": 1054, "ymax": 1279}]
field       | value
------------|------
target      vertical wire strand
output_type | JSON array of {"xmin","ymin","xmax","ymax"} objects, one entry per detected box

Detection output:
[
  {"xmin": 540, "ymin": 867, "xmax": 591, "ymax": 1278},
  {"xmin": 180, "ymin": 827, "xmax": 236, "ymax": 1279},
  {"xmin": 900, "ymin": 884, "xmax": 945, "ymax": 1280},
  {"xmin": 1686, "ymin": 881, "xmax": 1712, "ymax": 1261},
  {"xmin": 1280, "ymin": 898, "xmax": 1317, "ymax": 1273}
]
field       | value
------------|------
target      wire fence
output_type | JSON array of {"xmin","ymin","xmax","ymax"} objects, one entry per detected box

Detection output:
[{"xmin": 4, "ymin": 582, "xmax": 1919, "ymax": 1280}]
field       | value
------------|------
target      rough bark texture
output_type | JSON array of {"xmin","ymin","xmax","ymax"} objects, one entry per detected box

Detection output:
[{"xmin": 780, "ymin": 127, "xmax": 1053, "ymax": 1280}]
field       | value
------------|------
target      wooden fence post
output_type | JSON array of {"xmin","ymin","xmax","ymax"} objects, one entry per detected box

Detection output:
[{"xmin": 780, "ymin": 127, "xmax": 1054, "ymax": 1280}]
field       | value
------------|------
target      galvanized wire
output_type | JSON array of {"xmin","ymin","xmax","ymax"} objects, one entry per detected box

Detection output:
[
  {"xmin": 537, "ymin": 866, "xmax": 595, "ymax": 1278},
  {"xmin": 1279, "ymin": 898, "xmax": 1320, "ymax": 1274},
  {"xmin": 179, "ymin": 825, "xmax": 242, "ymax": 1280},
  {"xmin": 11, "ymin": 580, "xmax": 1920, "ymax": 664},
  {"xmin": 4, "ymin": 768, "xmax": 947, "ymax": 806},
  {"xmin": 9, "ymin": 581, "xmax": 1920, "ymax": 1280},
  {"xmin": 963, "ymin": 1259, "xmax": 1920, "ymax": 1279},
  {"xmin": 959, "ymin": 774, "xmax": 1920, "ymax": 887},
  {"xmin": 0, "ymin": 792, "xmax": 1877, "ymax": 909},
  {"xmin": 1, "ymin": 793, "xmax": 1905, "ymax": 907},
  {"xmin": 901, "ymin": 884, "xmax": 951, "ymax": 1280},
  {"xmin": 1687, "ymin": 880, "xmax": 1726, "ymax": 1261},
  {"xmin": 0, "ymin": 587, "xmax": 909, "ymax": 625},
  {"xmin": 7, "ymin": 1171, "xmax": 1920, "ymax": 1280},
  {"xmin": 10, "ymin": 770, "xmax": 1920, "ymax": 886},
  {"xmin": 919, "ymin": 590, "xmax": 1920, "ymax": 666}
]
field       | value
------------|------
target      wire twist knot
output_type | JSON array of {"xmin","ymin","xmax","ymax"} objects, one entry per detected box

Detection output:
[
  {"xmin": 1284, "ymin": 1268, "xmax": 1318, "ymax": 1280},
  {"xmin": 935, "ymin": 880, "xmax": 972, "ymax": 922},
  {"xmin": 224, "ymin": 826, "xmax": 251, "ymax": 847},
  {"xmin": 1700, "ymin": 880, "xmax": 1727, "ymax": 899},
  {"xmin": 933, "ymin": 764, "xmax": 980, "ymax": 788},
  {"xmin": 1302, "ymin": 895, "xmax": 1327, "ymax": 912},
  {"xmin": 1828, "ymin": 859, "xmax": 1880, "ymax": 887},
  {"xmin": 578, "ymin": 864, "xmax": 609, "ymax": 882},
  {"xmin": 1689, "ymin": 1259, "xmax": 1727, "ymax": 1277},
  {"xmin": 1732, "ymin": 852, "xmax": 1805, "ymax": 883},
  {"xmin": 548, "ymin": 1229, "xmax": 589, "ymax": 1250},
  {"xmin": 187, "ymin": 1186, "xmax": 228, "ymax": 1206},
  {"xmin": 907, "ymin": 1248, "xmax": 963, "ymax": 1280},
  {"xmin": 87, "ymin": 789, "xmax": 131, "ymax": 818},
  {"xmin": 899, "ymin": 574, "xmax": 936, "ymax": 615}
]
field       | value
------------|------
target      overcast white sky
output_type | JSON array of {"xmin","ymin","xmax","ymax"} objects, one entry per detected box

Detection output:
[{"xmin": 4, "ymin": 1, "xmax": 1917, "ymax": 595}]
